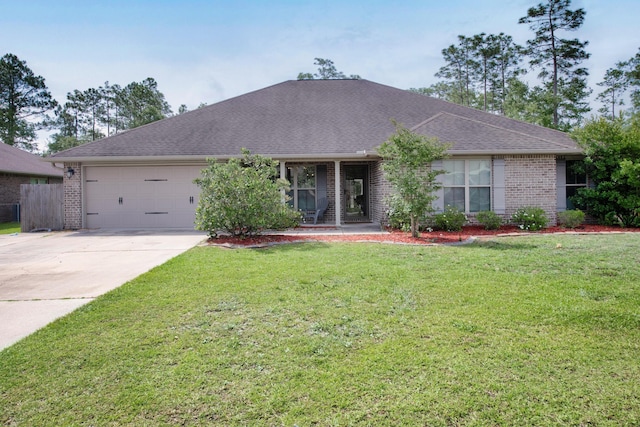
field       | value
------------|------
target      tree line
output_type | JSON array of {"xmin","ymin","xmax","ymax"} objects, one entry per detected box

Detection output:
[
  {"xmin": 411, "ymin": 0, "xmax": 639, "ymax": 131},
  {"xmin": 0, "ymin": 53, "xmax": 187, "ymax": 153},
  {"xmin": 48, "ymin": 78, "xmax": 174, "ymax": 154}
]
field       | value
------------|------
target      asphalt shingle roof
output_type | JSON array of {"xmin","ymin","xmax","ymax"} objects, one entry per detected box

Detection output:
[
  {"xmin": 0, "ymin": 143, "xmax": 63, "ymax": 176},
  {"xmin": 50, "ymin": 79, "xmax": 581, "ymax": 160}
]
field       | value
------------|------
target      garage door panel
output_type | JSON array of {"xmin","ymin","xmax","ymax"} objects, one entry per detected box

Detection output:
[{"xmin": 84, "ymin": 165, "xmax": 203, "ymax": 229}]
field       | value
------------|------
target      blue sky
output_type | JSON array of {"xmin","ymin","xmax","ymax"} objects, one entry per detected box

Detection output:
[{"xmin": 2, "ymin": 0, "xmax": 639, "ymax": 149}]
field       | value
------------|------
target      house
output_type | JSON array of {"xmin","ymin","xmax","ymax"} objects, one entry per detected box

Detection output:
[
  {"xmin": 47, "ymin": 79, "xmax": 583, "ymax": 230},
  {"xmin": 0, "ymin": 143, "xmax": 63, "ymax": 222}
]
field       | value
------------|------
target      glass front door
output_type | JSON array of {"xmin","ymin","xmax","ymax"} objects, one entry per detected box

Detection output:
[{"xmin": 344, "ymin": 165, "xmax": 369, "ymax": 222}]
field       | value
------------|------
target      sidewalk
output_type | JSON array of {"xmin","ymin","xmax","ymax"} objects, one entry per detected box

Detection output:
[{"xmin": 274, "ymin": 223, "xmax": 387, "ymax": 235}]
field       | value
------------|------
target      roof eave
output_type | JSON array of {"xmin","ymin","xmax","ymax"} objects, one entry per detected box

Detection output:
[
  {"xmin": 43, "ymin": 152, "xmax": 381, "ymax": 164},
  {"xmin": 44, "ymin": 148, "xmax": 583, "ymax": 164},
  {"xmin": 447, "ymin": 148, "xmax": 584, "ymax": 156}
]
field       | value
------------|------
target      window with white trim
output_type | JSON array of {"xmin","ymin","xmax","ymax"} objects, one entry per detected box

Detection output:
[
  {"xmin": 442, "ymin": 159, "xmax": 491, "ymax": 212},
  {"xmin": 286, "ymin": 165, "xmax": 316, "ymax": 211}
]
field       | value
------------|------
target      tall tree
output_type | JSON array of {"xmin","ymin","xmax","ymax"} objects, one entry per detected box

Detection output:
[
  {"xmin": 470, "ymin": 33, "xmax": 500, "ymax": 112},
  {"xmin": 99, "ymin": 81, "xmax": 120, "ymax": 136},
  {"xmin": 116, "ymin": 78, "xmax": 172, "ymax": 129},
  {"xmin": 81, "ymin": 87, "xmax": 105, "ymax": 141},
  {"xmin": 519, "ymin": 0, "xmax": 591, "ymax": 130},
  {"xmin": 596, "ymin": 65, "xmax": 629, "ymax": 119},
  {"xmin": 435, "ymin": 36, "xmax": 478, "ymax": 107},
  {"xmin": 492, "ymin": 33, "xmax": 527, "ymax": 114},
  {"xmin": 297, "ymin": 58, "xmax": 360, "ymax": 80},
  {"xmin": 626, "ymin": 48, "xmax": 640, "ymax": 112},
  {"xmin": 420, "ymin": 33, "xmax": 525, "ymax": 114},
  {"xmin": 49, "ymin": 87, "xmax": 105, "ymax": 153},
  {"xmin": 0, "ymin": 53, "xmax": 56, "ymax": 150}
]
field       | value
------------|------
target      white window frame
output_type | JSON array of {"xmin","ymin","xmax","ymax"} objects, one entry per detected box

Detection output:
[
  {"xmin": 286, "ymin": 165, "xmax": 317, "ymax": 211},
  {"xmin": 442, "ymin": 159, "xmax": 491, "ymax": 213}
]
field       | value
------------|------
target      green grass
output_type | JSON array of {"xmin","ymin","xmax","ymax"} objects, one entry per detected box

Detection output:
[
  {"xmin": 1, "ymin": 234, "xmax": 640, "ymax": 426},
  {"xmin": 0, "ymin": 222, "xmax": 20, "ymax": 234}
]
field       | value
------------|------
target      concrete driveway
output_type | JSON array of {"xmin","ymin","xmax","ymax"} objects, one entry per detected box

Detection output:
[{"xmin": 0, "ymin": 229, "xmax": 205, "ymax": 350}]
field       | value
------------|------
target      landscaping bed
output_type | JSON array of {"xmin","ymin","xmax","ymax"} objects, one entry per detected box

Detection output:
[{"xmin": 207, "ymin": 224, "xmax": 640, "ymax": 247}]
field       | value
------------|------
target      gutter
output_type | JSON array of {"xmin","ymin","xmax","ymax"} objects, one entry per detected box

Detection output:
[{"xmin": 44, "ymin": 148, "xmax": 583, "ymax": 165}]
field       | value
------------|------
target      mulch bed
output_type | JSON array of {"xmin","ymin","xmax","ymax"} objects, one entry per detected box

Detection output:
[{"xmin": 205, "ymin": 224, "xmax": 640, "ymax": 248}]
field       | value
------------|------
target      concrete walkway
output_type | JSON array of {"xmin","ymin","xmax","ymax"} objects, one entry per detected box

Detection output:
[
  {"xmin": 0, "ymin": 229, "xmax": 205, "ymax": 351},
  {"xmin": 277, "ymin": 222, "xmax": 387, "ymax": 235}
]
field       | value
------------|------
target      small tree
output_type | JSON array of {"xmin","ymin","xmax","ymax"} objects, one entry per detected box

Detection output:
[
  {"xmin": 378, "ymin": 122, "xmax": 450, "ymax": 237},
  {"xmin": 194, "ymin": 149, "xmax": 300, "ymax": 238}
]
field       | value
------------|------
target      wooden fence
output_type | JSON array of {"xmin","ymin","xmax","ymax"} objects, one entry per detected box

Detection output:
[{"xmin": 20, "ymin": 184, "xmax": 64, "ymax": 232}]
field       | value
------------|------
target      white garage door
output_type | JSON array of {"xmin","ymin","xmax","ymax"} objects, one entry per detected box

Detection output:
[{"xmin": 84, "ymin": 165, "xmax": 204, "ymax": 229}]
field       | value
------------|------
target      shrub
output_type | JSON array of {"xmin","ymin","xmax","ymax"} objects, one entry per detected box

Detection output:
[
  {"xmin": 557, "ymin": 209, "xmax": 585, "ymax": 228},
  {"xmin": 194, "ymin": 149, "xmax": 301, "ymax": 238},
  {"xmin": 511, "ymin": 206, "xmax": 548, "ymax": 231},
  {"xmin": 433, "ymin": 206, "xmax": 467, "ymax": 232},
  {"xmin": 386, "ymin": 194, "xmax": 432, "ymax": 232},
  {"xmin": 386, "ymin": 194, "xmax": 412, "ymax": 232},
  {"xmin": 476, "ymin": 210, "xmax": 503, "ymax": 230},
  {"xmin": 571, "ymin": 117, "xmax": 640, "ymax": 227}
]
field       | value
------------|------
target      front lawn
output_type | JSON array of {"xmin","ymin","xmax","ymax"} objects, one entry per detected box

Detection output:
[
  {"xmin": 1, "ymin": 234, "xmax": 639, "ymax": 425},
  {"xmin": 0, "ymin": 221, "xmax": 20, "ymax": 234}
]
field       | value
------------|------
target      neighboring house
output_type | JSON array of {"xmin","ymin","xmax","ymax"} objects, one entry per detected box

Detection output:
[
  {"xmin": 0, "ymin": 143, "xmax": 63, "ymax": 222},
  {"xmin": 47, "ymin": 79, "xmax": 584, "ymax": 230}
]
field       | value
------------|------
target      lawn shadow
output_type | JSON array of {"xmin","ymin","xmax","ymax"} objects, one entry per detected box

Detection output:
[
  {"xmin": 250, "ymin": 241, "xmax": 333, "ymax": 253},
  {"xmin": 462, "ymin": 239, "xmax": 538, "ymax": 251}
]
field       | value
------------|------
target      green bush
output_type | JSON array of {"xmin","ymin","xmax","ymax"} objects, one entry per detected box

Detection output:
[
  {"xmin": 195, "ymin": 149, "xmax": 301, "ymax": 238},
  {"xmin": 386, "ymin": 194, "xmax": 412, "ymax": 232},
  {"xmin": 571, "ymin": 117, "xmax": 640, "ymax": 228},
  {"xmin": 511, "ymin": 206, "xmax": 548, "ymax": 231},
  {"xmin": 476, "ymin": 210, "xmax": 503, "ymax": 230},
  {"xmin": 557, "ymin": 209, "xmax": 585, "ymax": 228},
  {"xmin": 386, "ymin": 194, "xmax": 431, "ymax": 232},
  {"xmin": 433, "ymin": 206, "xmax": 467, "ymax": 232}
]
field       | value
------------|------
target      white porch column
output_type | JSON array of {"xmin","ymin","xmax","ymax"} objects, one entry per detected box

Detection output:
[
  {"xmin": 279, "ymin": 161, "xmax": 286, "ymax": 204},
  {"xmin": 334, "ymin": 160, "xmax": 341, "ymax": 226}
]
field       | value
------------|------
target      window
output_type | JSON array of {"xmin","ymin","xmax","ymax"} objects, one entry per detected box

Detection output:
[
  {"xmin": 286, "ymin": 165, "xmax": 316, "ymax": 211},
  {"xmin": 566, "ymin": 160, "xmax": 587, "ymax": 209},
  {"xmin": 442, "ymin": 159, "xmax": 491, "ymax": 212},
  {"xmin": 30, "ymin": 177, "xmax": 48, "ymax": 184}
]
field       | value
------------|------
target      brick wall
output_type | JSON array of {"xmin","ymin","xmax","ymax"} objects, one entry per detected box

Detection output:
[
  {"xmin": 503, "ymin": 154, "xmax": 557, "ymax": 225},
  {"xmin": 370, "ymin": 156, "xmax": 559, "ymax": 227},
  {"xmin": 0, "ymin": 174, "xmax": 29, "ymax": 222},
  {"xmin": 63, "ymin": 163, "xmax": 82, "ymax": 229},
  {"xmin": 370, "ymin": 160, "xmax": 392, "ymax": 225},
  {"xmin": 325, "ymin": 162, "xmax": 336, "ymax": 224}
]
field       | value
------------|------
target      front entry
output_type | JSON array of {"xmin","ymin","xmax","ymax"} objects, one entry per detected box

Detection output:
[{"xmin": 344, "ymin": 164, "xmax": 369, "ymax": 222}]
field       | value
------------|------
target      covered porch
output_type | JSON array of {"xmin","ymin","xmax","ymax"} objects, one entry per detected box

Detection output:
[{"xmin": 278, "ymin": 159, "xmax": 385, "ymax": 227}]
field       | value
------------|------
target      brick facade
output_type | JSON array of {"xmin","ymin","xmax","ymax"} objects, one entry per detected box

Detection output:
[
  {"xmin": 503, "ymin": 154, "xmax": 557, "ymax": 225},
  {"xmin": 370, "ymin": 160, "xmax": 392, "ymax": 225},
  {"xmin": 371, "ymin": 155, "xmax": 559, "ymax": 227},
  {"xmin": 0, "ymin": 174, "xmax": 30, "ymax": 222},
  {"xmin": 63, "ymin": 163, "xmax": 82, "ymax": 229},
  {"xmin": 59, "ymin": 156, "xmax": 560, "ymax": 230}
]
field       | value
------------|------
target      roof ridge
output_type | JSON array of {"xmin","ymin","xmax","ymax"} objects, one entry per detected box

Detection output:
[
  {"xmin": 409, "ymin": 112, "xmax": 447, "ymax": 132},
  {"xmin": 421, "ymin": 111, "xmax": 576, "ymax": 150}
]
